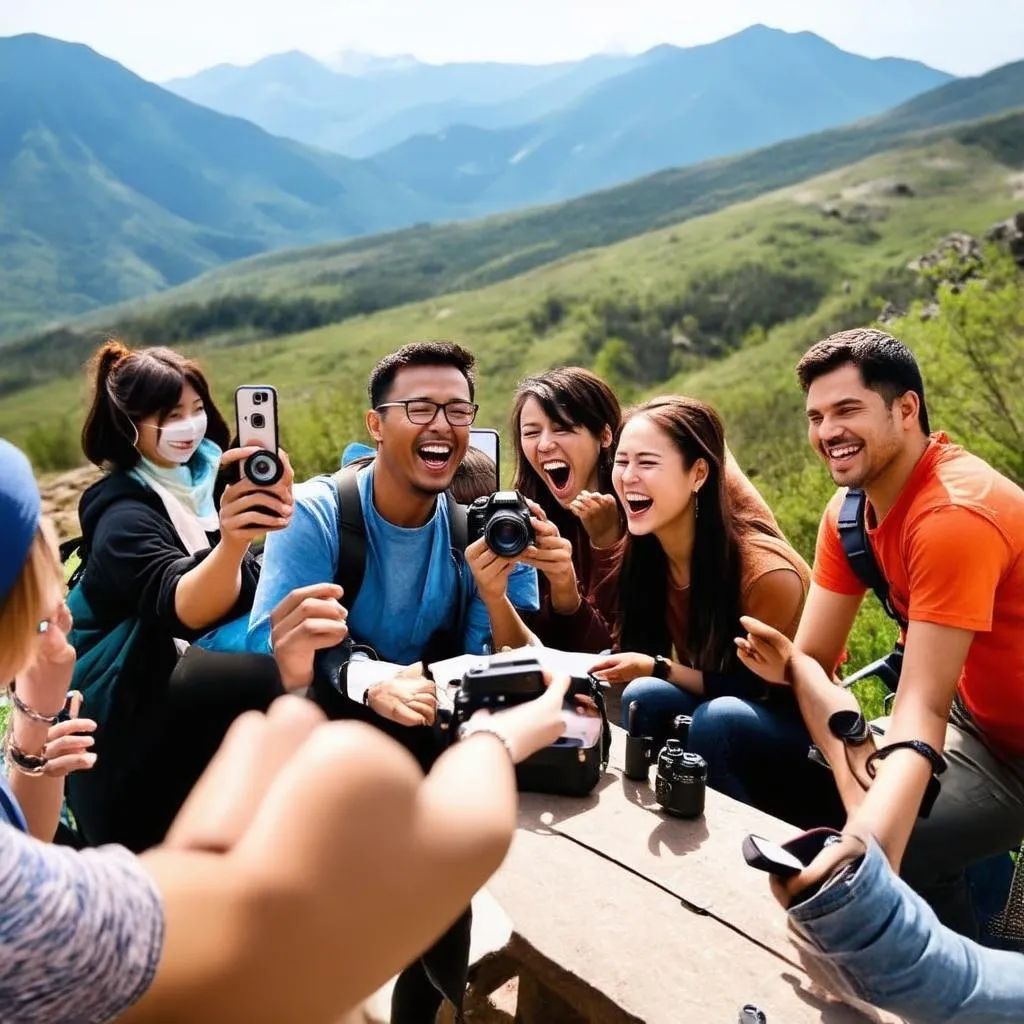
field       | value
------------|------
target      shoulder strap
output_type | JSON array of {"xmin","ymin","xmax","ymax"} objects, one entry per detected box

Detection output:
[
  {"xmin": 331, "ymin": 468, "xmax": 368, "ymax": 609},
  {"xmin": 837, "ymin": 488, "xmax": 908, "ymax": 629},
  {"xmin": 446, "ymin": 494, "xmax": 468, "ymax": 554}
]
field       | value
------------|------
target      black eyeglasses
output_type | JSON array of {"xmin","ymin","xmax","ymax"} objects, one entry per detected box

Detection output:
[{"xmin": 375, "ymin": 399, "xmax": 479, "ymax": 426}]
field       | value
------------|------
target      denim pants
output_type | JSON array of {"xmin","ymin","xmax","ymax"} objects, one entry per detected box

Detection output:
[
  {"xmin": 619, "ymin": 678, "xmax": 845, "ymax": 828},
  {"xmin": 787, "ymin": 839, "xmax": 1024, "ymax": 1023}
]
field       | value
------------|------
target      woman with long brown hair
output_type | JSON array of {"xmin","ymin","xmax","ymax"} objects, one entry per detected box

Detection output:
[{"xmin": 589, "ymin": 396, "xmax": 824, "ymax": 821}]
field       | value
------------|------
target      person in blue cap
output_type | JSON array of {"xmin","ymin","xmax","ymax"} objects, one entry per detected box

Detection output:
[{"xmin": 0, "ymin": 436, "xmax": 574, "ymax": 1024}]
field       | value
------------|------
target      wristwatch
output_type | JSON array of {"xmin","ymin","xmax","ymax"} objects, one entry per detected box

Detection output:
[{"xmin": 652, "ymin": 655, "xmax": 671, "ymax": 681}]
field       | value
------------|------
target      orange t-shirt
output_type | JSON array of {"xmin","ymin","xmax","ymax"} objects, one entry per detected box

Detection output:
[{"xmin": 813, "ymin": 434, "xmax": 1024, "ymax": 757}]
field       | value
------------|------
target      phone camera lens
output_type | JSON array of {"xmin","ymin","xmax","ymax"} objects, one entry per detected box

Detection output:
[
  {"xmin": 253, "ymin": 392, "xmax": 265, "ymax": 405},
  {"xmin": 251, "ymin": 413, "xmax": 266, "ymax": 428}
]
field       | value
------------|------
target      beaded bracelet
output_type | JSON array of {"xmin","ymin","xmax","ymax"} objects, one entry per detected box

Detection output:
[{"xmin": 3, "ymin": 732, "xmax": 49, "ymax": 777}]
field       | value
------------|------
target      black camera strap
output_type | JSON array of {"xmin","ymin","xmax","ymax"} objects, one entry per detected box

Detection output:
[
  {"xmin": 330, "ymin": 466, "xmax": 469, "ymax": 610},
  {"xmin": 837, "ymin": 488, "xmax": 907, "ymax": 631}
]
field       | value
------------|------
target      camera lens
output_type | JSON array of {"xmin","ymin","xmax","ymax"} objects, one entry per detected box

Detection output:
[
  {"xmin": 655, "ymin": 743, "xmax": 707, "ymax": 819},
  {"xmin": 244, "ymin": 449, "xmax": 283, "ymax": 486},
  {"xmin": 485, "ymin": 513, "xmax": 530, "ymax": 558},
  {"xmin": 253, "ymin": 392, "xmax": 265, "ymax": 405},
  {"xmin": 251, "ymin": 412, "xmax": 266, "ymax": 429}
]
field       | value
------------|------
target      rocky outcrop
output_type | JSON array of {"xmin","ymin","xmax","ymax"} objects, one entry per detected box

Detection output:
[
  {"xmin": 986, "ymin": 211, "xmax": 1024, "ymax": 268},
  {"xmin": 39, "ymin": 465, "xmax": 101, "ymax": 540}
]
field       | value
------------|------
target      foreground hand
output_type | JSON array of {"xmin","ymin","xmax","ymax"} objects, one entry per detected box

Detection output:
[
  {"xmin": 466, "ymin": 537, "xmax": 516, "ymax": 604},
  {"xmin": 769, "ymin": 830, "xmax": 869, "ymax": 910},
  {"xmin": 367, "ymin": 664, "xmax": 438, "ymax": 727},
  {"xmin": 218, "ymin": 446, "xmax": 296, "ymax": 547},
  {"xmin": 14, "ymin": 600, "xmax": 76, "ymax": 713},
  {"xmin": 469, "ymin": 671, "xmax": 572, "ymax": 762},
  {"xmin": 569, "ymin": 490, "xmax": 621, "ymax": 549},
  {"xmin": 270, "ymin": 583, "xmax": 349, "ymax": 691},
  {"xmin": 735, "ymin": 615, "xmax": 794, "ymax": 685},
  {"xmin": 522, "ymin": 500, "xmax": 580, "ymax": 613},
  {"xmin": 589, "ymin": 651, "xmax": 655, "ymax": 685},
  {"xmin": 39, "ymin": 693, "xmax": 97, "ymax": 776}
]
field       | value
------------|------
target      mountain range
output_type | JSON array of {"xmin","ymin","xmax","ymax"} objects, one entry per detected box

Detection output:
[{"xmin": 2, "ymin": 27, "xmax": 1021, "ymax": 338}]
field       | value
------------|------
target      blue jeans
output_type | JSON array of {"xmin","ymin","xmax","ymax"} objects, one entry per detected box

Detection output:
[
  {"xmin": 788, "ymin": 839, "xmax": 1024, "ymax": 1022},
  {"xmin": 620, "ymin": 678, "xmax": 844, "ymax": 827}
]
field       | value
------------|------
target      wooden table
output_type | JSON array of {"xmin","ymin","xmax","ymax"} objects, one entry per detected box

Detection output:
[{"xmin": 473, "ymin": 724, "xmax": 899, "ymax": 1023}]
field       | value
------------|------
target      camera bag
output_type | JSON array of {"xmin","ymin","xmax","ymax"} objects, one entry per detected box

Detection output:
[{"xmin": 512, "ymin": 676, "xmax": 611, "ymax": 798}]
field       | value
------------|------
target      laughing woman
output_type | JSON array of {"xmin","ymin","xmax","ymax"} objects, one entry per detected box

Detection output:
[
  {"xmin": 511, "ymin": 367, "xmax": 623, "ymax": 650},
  {"xmin": 589, "ymin": 397, "xmax": 837, "ymax": 824}
]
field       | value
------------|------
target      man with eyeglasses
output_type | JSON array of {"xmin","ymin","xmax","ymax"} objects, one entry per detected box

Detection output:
[
  {"xmin": 247, "ymin": 342, "xmax": 539, "ymax": 1024},
  {"xmin": 249, "ymin": 340, "xmax": 538, "ymax": 715}
]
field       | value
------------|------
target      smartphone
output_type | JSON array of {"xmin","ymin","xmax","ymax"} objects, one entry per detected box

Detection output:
[
  {"xmin": 235, "ymin": 385, "xmax": 279, "ymax": 452},
  {"xmin": 469, "ymin": 427, "xmax": 501, "ymax": 489},
  {"xmin": 741, "ymin": 834, "xmax": 806, "ymax": 878}
]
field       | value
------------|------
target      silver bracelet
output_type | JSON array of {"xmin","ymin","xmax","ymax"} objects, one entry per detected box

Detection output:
[
  {"xmin": 10, "ymin": 686, "xmax": 65, "ymax": 726},
  {"xmin": 457, "ymin": 722, "xmax": 516, "ymax": 764}
]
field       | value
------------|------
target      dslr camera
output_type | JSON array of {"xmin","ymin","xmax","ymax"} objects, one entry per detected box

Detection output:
[
  {"xmin": 453, "ymin": 653, "xmax": 547, "ymax": 724},
  {"xmin": 466, "ymin": 490, "xmax": 535, "ymax": 558}
]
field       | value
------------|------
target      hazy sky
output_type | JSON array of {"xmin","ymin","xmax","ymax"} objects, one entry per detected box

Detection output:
[{"xmin": 2, "ymin": 0, "xmax": 1022, "ymax": 80}]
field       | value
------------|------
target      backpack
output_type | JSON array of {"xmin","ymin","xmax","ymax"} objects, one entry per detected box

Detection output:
[
  {"xmin": 837, "ymin": 487, "xmax": 905, "ymax": 688},
  {"xmin": 308, "ymin": 465, "xmax": 471, "ymax": 771}
]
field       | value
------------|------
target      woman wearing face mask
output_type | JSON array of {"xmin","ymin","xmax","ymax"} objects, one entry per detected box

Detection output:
[
  {"xmin": 0, "ymin": 437, "xmax": 575, "ymax": 1024},
  {"xmin": 588, "ymin": 397, "xmax": 842, "ymax": 825},
  {"xmin": 65, "ymin": 339, "xmax": 296, "ymax": 852}
]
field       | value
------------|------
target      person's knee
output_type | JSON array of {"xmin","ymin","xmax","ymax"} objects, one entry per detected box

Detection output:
[
  {"xmin": 688, "ymin": 696, "xmax": 750, "ymax": 747},
  {"xmin": 619, "ymin": 677, "xmax": 698, "ymax": 730}
]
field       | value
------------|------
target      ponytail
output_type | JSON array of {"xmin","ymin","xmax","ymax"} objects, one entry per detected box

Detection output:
[{"xmin": 82, "ymin": 337, "xmax": 136, "ymax": 471}]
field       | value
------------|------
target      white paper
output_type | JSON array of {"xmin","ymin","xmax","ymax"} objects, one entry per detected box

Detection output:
[{"xmin": 427, "ymin": 645, "xmax": 607, "ymax": 689}]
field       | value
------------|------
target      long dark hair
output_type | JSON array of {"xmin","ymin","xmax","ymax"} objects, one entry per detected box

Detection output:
[
  {"xmin": 618, "ymin": 397, "xmax": 743, "ymax": 673},
  {"xmin": 81, "ymin": 338, "xmax": 230, "ymax": 472},
  {"xmin": 511, "ymin": 367, "xmax": 622, "ymax": 535}
]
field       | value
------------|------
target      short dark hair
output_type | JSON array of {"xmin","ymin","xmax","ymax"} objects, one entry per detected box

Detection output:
[
  {"xmin": 450, "ymin": 447, "xmax": 498, "ymax": 504},
  {"xmin": 795, "ymin": 328, "xmax": 930, "ymax": 434},
  {"xmin": 367, "ymin": 341, "xmax": 476, "ymax": 408},
  {"xmin": 82, "ymin": 338, "xmax": 230, "ymax": 472}
]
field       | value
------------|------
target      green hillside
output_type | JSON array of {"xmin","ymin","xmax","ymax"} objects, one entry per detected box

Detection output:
[
  {"xmin": 47, "ymin": 72, "xmax": 1023, "ymax": 345},
  {"xmin": 4, "ymin": 116, "xmax": 1022, "ymax": 672}
]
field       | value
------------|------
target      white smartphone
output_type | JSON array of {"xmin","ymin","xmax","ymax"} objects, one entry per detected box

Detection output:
[
  {"xmin": 469, "ymin": 427, "xmax": 500, "ymax": 488},
  {"xmin": 234, "ymin": 385, "xmax": 279, "ymax": 452}
]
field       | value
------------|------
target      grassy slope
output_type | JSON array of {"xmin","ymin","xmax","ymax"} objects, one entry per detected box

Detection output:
[{"xmin": 4, "ymin": 132, "xmax": 1018, "ymax": 446}]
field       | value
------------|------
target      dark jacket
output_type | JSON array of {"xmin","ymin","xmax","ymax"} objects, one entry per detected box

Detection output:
[{"xmin": 76, "ymin": 472, "xmax": 261, "ymax": 719}]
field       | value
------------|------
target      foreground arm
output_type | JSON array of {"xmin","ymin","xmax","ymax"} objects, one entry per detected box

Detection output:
[{"xmin": 124, "ymin": 679, "xmax": 569, "ymax": 1024}]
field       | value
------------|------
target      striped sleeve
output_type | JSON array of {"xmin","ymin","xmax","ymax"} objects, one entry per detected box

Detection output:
[{"xmin": 0, "ymin": 826, "xmax": 164, "ymax": 1024}]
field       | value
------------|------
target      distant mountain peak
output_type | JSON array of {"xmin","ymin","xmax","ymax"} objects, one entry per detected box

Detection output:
[{"xmin": 323, "ymin": 49, "xmax": 420, "ymax": 76}]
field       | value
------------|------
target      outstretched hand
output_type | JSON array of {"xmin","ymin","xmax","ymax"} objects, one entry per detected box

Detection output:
[{"xmin": 735, "ymin": 615, "xmax": 794, "ymax": 685}]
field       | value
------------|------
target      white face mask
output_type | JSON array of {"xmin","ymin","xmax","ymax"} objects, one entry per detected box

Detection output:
[{"xmin": 149, "ymin": 412, "xmax": 208, "ymax": 465}]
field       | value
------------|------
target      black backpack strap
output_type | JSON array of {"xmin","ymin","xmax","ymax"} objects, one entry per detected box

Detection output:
[
  {"xmin": 837, "ymin": 488, "xmax": 908, "ymax": 630},
  {"xmin": 331, "ymin": 468, "xmax": 367, "ymax": 608},
  {"xmin": 446, "ymin": 493, "xmax": 468, "ymax": 554}
]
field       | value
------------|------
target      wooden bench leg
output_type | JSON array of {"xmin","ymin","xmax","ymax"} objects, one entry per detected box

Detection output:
[{"xmin": 514, "ymin": 973, "xmax": 588, "ymax": 1024}]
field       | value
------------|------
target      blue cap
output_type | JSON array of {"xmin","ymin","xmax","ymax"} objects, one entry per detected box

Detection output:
[{"xmin": 0, "ymin": 439, "xmax": 42, "ymax": 607}]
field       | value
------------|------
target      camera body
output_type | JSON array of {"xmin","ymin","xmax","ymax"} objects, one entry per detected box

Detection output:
[
  {"xmin": 623, "ymin": 705, "xmax": 693, "ymax": 781},
  {"xmin": 453, "ymin": 654, "xmax": 547, "ymax": 722},
  {"xmin": 654, "ymin": 740, "xmax": 707, "ymax": 819},
  {"xmin": 466, "ymin": 490, "xmax": 535, "ymax": 558}
]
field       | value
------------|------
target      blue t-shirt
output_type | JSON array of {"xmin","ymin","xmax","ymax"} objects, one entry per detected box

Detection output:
[
  {"xmin": 0, "ymin": 771, "xmax": 27, "ymax": 832},
  {"xmin": 248, "ymin": 466, "xmax": 539, "ymax": 664}
]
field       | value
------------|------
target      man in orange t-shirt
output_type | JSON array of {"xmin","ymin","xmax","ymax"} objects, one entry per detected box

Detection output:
[{"xmin": 738, "ymin": 327, "xmax": 1024, "ymax": 940}]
